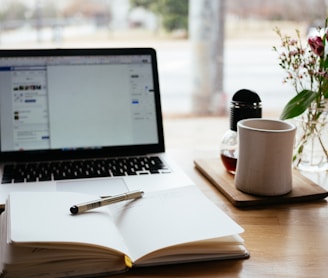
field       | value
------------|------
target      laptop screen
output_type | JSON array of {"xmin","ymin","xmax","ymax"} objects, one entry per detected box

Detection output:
[{"xmin": 0, "ymin": 48, "xmax": 164, "ymax": 161}]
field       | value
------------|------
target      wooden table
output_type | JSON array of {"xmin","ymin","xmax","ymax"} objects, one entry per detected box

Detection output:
[{"xmin": 117, "ymin": 149, "xmax": 328, "ymax": 278}]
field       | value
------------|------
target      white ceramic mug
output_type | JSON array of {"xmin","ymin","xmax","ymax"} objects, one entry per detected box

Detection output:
[{"xmin": 234, "ymin": 118, "xmax": 296, "ymax": 196}]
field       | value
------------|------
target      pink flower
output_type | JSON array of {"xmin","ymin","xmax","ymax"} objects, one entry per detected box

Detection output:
[{"xmin": 308, "ymin": 36, "xmax": 324, "ymax": 56}]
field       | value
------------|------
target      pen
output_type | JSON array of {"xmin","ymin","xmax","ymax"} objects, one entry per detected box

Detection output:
[{"xmin": 69, "ymin": 190, "xmax": 144, "ymax": 215}]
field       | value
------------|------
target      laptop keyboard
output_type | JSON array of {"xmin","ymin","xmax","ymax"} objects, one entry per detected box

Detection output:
[{"xmin": 1, "ymin": 156, "xmax": 171, "ymax": 184}]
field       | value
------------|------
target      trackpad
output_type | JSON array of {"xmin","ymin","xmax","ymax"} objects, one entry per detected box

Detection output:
[{"xmin": 56, "ymin": 178, "xmax": 128, "ymax": 197}]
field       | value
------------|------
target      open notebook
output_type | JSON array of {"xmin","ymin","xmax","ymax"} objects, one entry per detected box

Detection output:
[
  {"xmin": 0, "ymin": 186, "xmax": 249, "ymax": 277},
  {"xmin": 0, "ymin": 48, "xmax": 193, "ymax": 208}
]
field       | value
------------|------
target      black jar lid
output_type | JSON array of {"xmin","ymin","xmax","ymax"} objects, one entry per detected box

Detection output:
[{"xmin": 230, "ymin": 89, "xmax": 262, "ymax": 131}]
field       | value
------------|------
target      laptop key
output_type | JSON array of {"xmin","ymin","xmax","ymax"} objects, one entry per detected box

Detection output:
[
  {"xmin": 38, "ymin": 174, "xmax": 52, "ymax": 182},
  {"xmin": 14, "ymin": 177, "xmax": 25, "ymax": 183}
]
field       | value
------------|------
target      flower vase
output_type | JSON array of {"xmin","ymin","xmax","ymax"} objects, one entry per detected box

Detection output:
[{"xmin": 293, "ymin": 102, "xmax": 328, "ymax": 172}]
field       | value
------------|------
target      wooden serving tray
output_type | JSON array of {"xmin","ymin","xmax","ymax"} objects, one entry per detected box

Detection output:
[{"xmin": 194, "ymin": 158, "xmax": 328, "ymax": 207}]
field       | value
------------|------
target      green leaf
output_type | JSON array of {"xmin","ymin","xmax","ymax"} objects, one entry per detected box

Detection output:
[
  {"xmin": 324, "ymin": 80, "xmax": 328, "ymax": 98},
  {"xmin": 280, "ymin": 90, "xmax": 318, "ymax": 120},
  {"xmin": 323, "ymin": 55, "xmax": 328, "ymax": 68}
]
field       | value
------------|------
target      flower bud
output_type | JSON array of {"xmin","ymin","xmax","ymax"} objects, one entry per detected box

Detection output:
[{"xmin": 308, "ymin": 36, "xmax": 324, "ymax": 56}]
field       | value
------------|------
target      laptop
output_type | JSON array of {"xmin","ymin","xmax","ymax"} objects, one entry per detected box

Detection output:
[{"xmin": 0, "ymin": 48, "xmax": 193, "ymax": 208}]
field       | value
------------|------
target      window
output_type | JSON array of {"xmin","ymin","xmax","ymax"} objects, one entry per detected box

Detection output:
[{"xmin": 0, "ymin": 0, "xmax": 326, "ymax": 116}]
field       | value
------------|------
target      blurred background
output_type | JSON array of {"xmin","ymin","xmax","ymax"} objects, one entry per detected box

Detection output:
[{"xmin": 0, "ymin": 0, "xmax": 327, "ymax": 117}]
